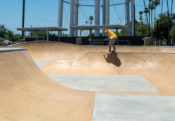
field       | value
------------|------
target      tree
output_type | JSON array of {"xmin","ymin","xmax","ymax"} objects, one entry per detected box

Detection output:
[
  {"xmin": 173, "ymin": 13, "xmax": 175, "ymax": 22},
  {"xmin": 153, "ymin": 12, "xmax": 174, "ymax": 43},
  {"xmin": 170, "ymin": 23, "xmax": 175, "ymax": 43},
  {"xmin": 118, "ymin": 20, "xmax": 149, "ymax": 36},
  {"xmin": 6, "ymin": 30, "xmax": 14, "ymax": 41},
  {"xmin": 0, "ymin": 25, "xmax": 20, "ymax": 43},
  {"xmin": 135, "ymin": 20, "xmax": 149, "ymax": 36},
  {"xmin": 117, "ymin": 29, "xmax": 126, "ymax": 36},
  {"xmin": 0, "ymin": 25, "xmax": 7, "ymax": 40},
  {"xmin": 12, "ymin": 34, "xmax": 20, "ymax": 42},
  {"xmin": 166, "ymin": 0, "xmax": 171, "ymax": 45},
  {"xmin": 88, "ymin": 32, "xmax": 95, "ymax": 37},
  {"xmin": 31, "ymin": 31, "xmax": 46, "ymax": 36},
  {"xmin": 142, "ymin": 0, "xmax": 160, "ymax": 36}
]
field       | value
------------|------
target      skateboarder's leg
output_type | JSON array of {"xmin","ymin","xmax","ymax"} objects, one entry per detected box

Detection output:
[
  {"xmin": 112, "ymin": 45, "xmax": 116, "ymax": 52},
  {"xmin": 111, "ymin": 38, "xmax": 117, "ymax": 52},
  {"xmin": 113, "ymin": 45, "xmax": 116, "ymax": 50},
  {"xmin": 109, "ymin": 45, "xmax": 112, "ymax": 52}
]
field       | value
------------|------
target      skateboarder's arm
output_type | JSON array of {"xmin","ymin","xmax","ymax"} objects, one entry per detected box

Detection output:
[{"xmin": 104, "ymin": 37, "xmax": 109, "ymax": 41}]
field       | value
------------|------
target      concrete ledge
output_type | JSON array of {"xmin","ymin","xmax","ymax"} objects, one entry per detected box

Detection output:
[{"xmin": 0, "ymin": 48, "xmax": 27, "ymax": 52}]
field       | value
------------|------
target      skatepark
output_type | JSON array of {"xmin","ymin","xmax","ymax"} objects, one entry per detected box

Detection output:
[
  {"xmin": 1, "ymin": 0, "xmax": 175, "ymax": 120},
  {"xmin": 1, "ymin": 41, "xmax": 175, "ymax": 121}
]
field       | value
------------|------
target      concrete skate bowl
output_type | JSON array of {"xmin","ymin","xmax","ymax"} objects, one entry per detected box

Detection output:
[
  {"xmin": 41, "ymin": 51, "xmax": 175, "ymax": 95},
  {"xmin": 0, "ymin": 49, "xmax": 94, "ymax": 121},
  {"xmin": 8, "ymin": 42, "xmax": 175, "ymax": 96},
  {"xmin": 1, "ymin": 42, "xmax": 175, "ymax": 121}
]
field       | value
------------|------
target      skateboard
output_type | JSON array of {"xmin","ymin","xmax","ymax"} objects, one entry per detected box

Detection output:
[
  {"xmin": 107, "ymin": 50, "xmax": 115, "ymax": 54},
  {"xmin": 105, "ymin": 51, "xmax": 115, "ymax": 58}
]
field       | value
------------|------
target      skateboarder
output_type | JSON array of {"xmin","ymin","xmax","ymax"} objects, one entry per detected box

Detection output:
[{"xmin": 102, "ymin": 28, "xmax": 118, "ymax": 54}]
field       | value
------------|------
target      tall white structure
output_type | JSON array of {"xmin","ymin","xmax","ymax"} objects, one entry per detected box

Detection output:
[
  {"xmin": 95, "ymin": 0, "xmax": 100, "ymax": 36},
  {"xmin": 58, "ymin": 0, "xmax": 135, "ymax": 37},
  {"xmin": 125, "ymin": 0, "xmax": 130, "ymax": 36},
  {"xmin": 74, "ymin": 0, "xmax": 79, "ymax": 36},
  {"xmin": 58, "ymin": 0, "xmax": 63, "ymax": 35},
  {"xmin": 131, "ymin": 0, "xmax": 135, "ymax": 36},
  {"xmin": 105, "ymin": 0, "xmax": 110, "ymax": 25},
  {"xmin": 70, "ymin": 0, "xmax": 75, "ymax": 36}
]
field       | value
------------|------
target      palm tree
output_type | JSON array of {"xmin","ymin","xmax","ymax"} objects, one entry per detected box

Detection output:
[
  {"xmin": 149, "ymin": 1, "xmax": 155, "ymax": 27},
  {"xmin": 161, "ymin": 0, "xmax": 163, "ymax": 14},
  {"xmin": 143, "ymin": 0, "xmax": 149, "ymax": 29},
  {"xmin": 139, "ymin": 11, "xmax": 144, "ymax": 35},
  {"xmin": 88, "ymin": 16, "xmax": 94, "ymax": 39},
  {"xmin": 153, "ymin": 0, "xmax": 160, "ymax": 27},
  {"xmin": 139, "ymin": 11, "xmax": 144, "ymax": 22},
  {"xmin": 154, "ymin": 0, "xmax": 160, "ymax": 7},
  {"xmin": 154, "ymin": 0, "xmax": 160, "ymax": 17},
  {"xmin": 143, "ymin": 0, "xmax": 160, "ymax": 36},
  {"xmin": 89, "ymin": 16, "xmax": 94, "ymax": 25},
  {"xmin": 171, "ymin": 0, "xmax": 174, "ymax": 16},
  {"xmin": 167, "ymin": 0, "xmax": 170, "ymax": 15},
  {"xmin": 144, "ymin": 7, "xmax": 149, "ymax": 36}
]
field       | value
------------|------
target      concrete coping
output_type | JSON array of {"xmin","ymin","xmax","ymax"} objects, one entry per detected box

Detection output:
[
  {"xmin": 0, "ymin": 48, "xmax": 27, "ymax": 52},
  {"xmin": 88, "ymin": 51, "xmax": 175, "ymax": 54}
]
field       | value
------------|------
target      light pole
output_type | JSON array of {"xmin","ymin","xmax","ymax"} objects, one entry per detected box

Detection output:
[{"xmin": 22, "ymin": 0, "xmax": 25, "ymax": 39}]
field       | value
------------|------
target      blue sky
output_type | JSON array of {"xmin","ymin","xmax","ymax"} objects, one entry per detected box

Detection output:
[{"xmin": 0, "ymin": 0, "xmax": 174, "ymax": 34}]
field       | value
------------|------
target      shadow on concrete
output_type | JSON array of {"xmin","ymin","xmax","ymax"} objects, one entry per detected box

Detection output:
[{"xmin": 104, "ymin": 52, "xmax": 121, "ymax": 67}]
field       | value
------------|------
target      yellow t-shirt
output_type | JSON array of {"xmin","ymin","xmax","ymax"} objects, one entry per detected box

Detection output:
[{"xmin": 106, "ymin": 29, "xmax": 117, "ymax": 39}]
